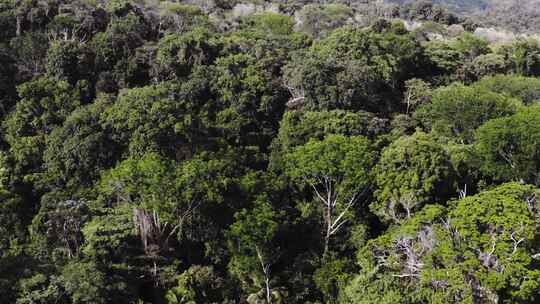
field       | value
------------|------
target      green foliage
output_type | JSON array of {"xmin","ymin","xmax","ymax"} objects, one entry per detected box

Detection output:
[
  {"xmin": 344, "ymin": 183, "xmax": 540, "ymax": 303},
  {"xmin": 285, "ymin": 135, "xmax": 374, "ymax": 194},
  {"xmin": 424, "ymin": 33, "xmax": 490, "ymax": 82},
  {"xmin": 284, "ymin": 135, "xmax": 375, "ymax": 256},
  {"xmin": 3, "ymin": 77, "xmax": 89, "ymax": 177},
  {"xmin": 156, "ymin": 2, "xmax": 207, "ymax": 34},
  {"xmin": 296, "ymin": 4, "xmax": 353, "ymax": 38},
  {"xmin": 2, "ymin": 1, "xmax": 540, "ymax": 303},
  {"xmin": 43, "ymin": 100, "xmax": 118, "ymax": 189},
  {"xmin": 403, "ymin": 78, "xmax": 431, "ymax": 114},
  {"xmin": 313, "ymin": 257, "xmax": 353, "ymax": 303},
  {"xmin": 101, "ymin": 80, "xmax": 214, "ymax": 158},
  {"xmin": 372, "ymin": 131, "xmax": 456, "ymax": 222},
  {"xmin": 475, "ymin": 103, "xmax": 540, "ymax": 184},
  {"xmin": 60, "ymin": 261, "xmax": 107, "ymax": 304},
  {"xmin": 249, "ymin": 12, "xmax": 295, "ymax": 36},
  {"xmin": 16, "ymin": 273, "xmax": 66, "ymax": 304},
  {"xmin": 229, "ymin": 198, "xmax": 283, "ymax": 252},
  {"xmin": 284, "ymin": 27, "xmax": 428, "ymax": 113},
  {"xmin": 0, "ymin": 48, "xmax": 17, "ymax": 114},
  {"xmin": 81, "ymin": 204, "xmax": 138, "ymax": 262},
  {"xmin": 9, "ymin": 32, "xmax": 49, "ymax": 79},
  {"xmin": 156, "ymin": 27, "xmax": 218, "ymax": 80},
  {"xmin": 497, "ymin": 38, "xmax": 540, "ymax": 76},
  {"xmin": 228, "ymin": 197, "xmax": 284, "ymax": 293},
  {"xmin": 46, "ymin": 40, "xmax": 93, "ymax": 84},
  {"xmin": 273, "ymin": 110, "xmax": 388, "ymax": 153},
  {"xmin": 414, "ymin": 83, "xmax": 522, "ymax": 143},
  {"xmin": 0, "ymin": 185, "xmax": 25, "ymax": 252},
  {"xmin": 98, "ymin": 151, "xmax": 238, "ymax": 249},
  {"xmin": 30, "ymin": 196, "xmax": 90, "ymax": 261},
  {"xmin": 166, "ymin": 265, "xmax": 232, "ymax": 304},
  {"xmin": 91, "ymin": 13, "xmax": 147, "ymax": 73},
  {"xmin": 467, "ymin": 53, "xmax": 507, "ymax": 80},
  {"xmin": 451, "ymin": 33, "xmax": 491, "ymax": 61},
  {"xmin": 97, "ymin": 153, "xmax": 178, "ymax": 218},
  {"xmin": 212, "ymin": 52, "xmax": 288, "ymax": 148},
  {"xmin": 473, "ymin": 74, "xmax": 540, "ymax": 104}
]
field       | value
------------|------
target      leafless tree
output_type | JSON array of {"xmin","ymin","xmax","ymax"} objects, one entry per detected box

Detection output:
[
  {"xmin": 256, "ymin": 246, "xmax": 273, "ymax": 304},
  {"xmin": 403, "ymin": 78, "xmax": 431, "ymax": 114},
  {"xmin": 477, "ymin": 232, "xmax": 504, "ymax": 273},
  {"xmin": 174, "ymin": 198, "xmax": 201, "ymax": 240},
  {"xmin": 283, "ymin": 81, "xmax": 305, "ymax": 109},
  {"xmin": 306, "ymin": 175, "xmax": 369, "ymax": 257},
  {"xmin": 132, "ymin": 208, "xmax": 179, "ymax": 257},
  {"xmin": 392, "ymin": 237, "xmax": 423, "ymax": 278},
  {"xmin": 45, "ymin": 199, "xmax": 89, "ymax": 259},
  {"xmin": 386, "ymin": 192, "xmax": 421, "ymax": 223},
  {"xmin": 509, "ymin": 224, "xmax": 525, "ymax": 257},
  {"xmin": 458, "ymin": 184, "xmax": 467, "ymax": 199}
]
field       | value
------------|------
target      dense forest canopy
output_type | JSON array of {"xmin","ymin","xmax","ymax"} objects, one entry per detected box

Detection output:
[{"xmin": 2, "ymin": 0, "xmax": 540, "ymax": 303}]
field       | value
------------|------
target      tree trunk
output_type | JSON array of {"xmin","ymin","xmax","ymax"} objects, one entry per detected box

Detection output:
[
  {"xmin": 265, "ymin": 275, "xmax": 272, "ymax": 304},
  {"xmin": 323, "ymin": 233, "xmax": 330, "ymax": 259},
  {"xmin": 256, "ymin": 247, "xmax": 272, "ymax": 304},
  {"xmin": 323, "ymin": 204, "xmax": 332, "ymax": 258},
  {"xmin": 16, "ymin": 16, "xmax": 22, "ymax": 37}
]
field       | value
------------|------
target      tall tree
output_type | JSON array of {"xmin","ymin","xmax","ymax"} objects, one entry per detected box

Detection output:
[
  {"xmin": 414, "ymin": 83, "xmax": 521, "ymax": 143},
  {"xmin": 372, "ymin": 131, "xmax": 457, "ymax": 223},
  {"xmin": 475, "ymin": 103, "xmax": 540, "ymax": 184},
  {"xmin": 284, "ymin": 135, "xmax": 375, "ymax": 257}
]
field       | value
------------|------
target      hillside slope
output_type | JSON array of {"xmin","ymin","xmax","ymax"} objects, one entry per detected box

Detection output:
[{"xmin": 388, "ymin": 0, "xmax": 540, "ymax": 32}]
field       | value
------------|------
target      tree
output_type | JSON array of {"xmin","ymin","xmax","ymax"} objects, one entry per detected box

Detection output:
[
  {"xmin": 211, "ymin": 53, "xmax": 288, "ymax": 151},
  {"xmin": 295, "ymin": 4, "xmax": 354, "ymax": 38},
  {"xmin": 344, "ymin": 183, "xmax": 540, "ymax": 304},
  {"xmin": 312, "ymin": 257, "xmax": 353, "ymax": 304},
  {"xmin": 165, "ymin": 265, "xmax": 232, "ymax": 304},
  {"xmin": 497, "ymin": 38, "xmax": 540, "ymax": 76},
  {"xmin": 414, "ymin": 83, "xmax": 522, "ymax": 143},
  {"xmin": 46, "ymin": 40, "xmax": 94, "ymax": 85},
  {"xmin": 43, "ymin": 100, "xmax": 119, "ymax": 189},
  {"xmin": 3, "ymin": 77, "xmax": 89, "ymax": 177},
  {"xmin": 228, "ymin": 197, "xmax": 284, "ymax": 304},
  {"xmin": 284, "ymin": 135, "xmax": 375, "ymax": 257},
  {"xmin": 81, "ymin": 204, "xmax": 139, "ymax": 264},
  {"xmin": 475, "ymin": 103, "xmax": 540, "ymax": 184},
  {"xmin": 472, "ymin": 74, "xmax": 540, "ymax": 104},
  {"xmin": 0, "ymin": 151, "xmax": 24, "ymax": 240},
  {"xmin": 283, "ymin": 27, "xmax": 428, "ymax": 113},
  {"xmin": 16, "ymin": 273, "xmax": 68, "ymax": 304},
  {"xmin": 424, "ymin": 33, "xmax": 490, "ymax": 82},
  {"xmin": 219, "ymin": 16, "xmax": 310, "ymax": 79},
  {"xmin": 90, "ymin": 12, "xmax": 148, "ymax": 78},
  {"xmin": 0, "ymin": 48, "xmax": 18, "ymax": 117},
  {"xmin": 16, "ymin": 261, "xmax": 109, "ymax": 304},
  {"xmin": 59, "ymin": 261, "xmax": 107, "ymax": 304},
  {"xmin": 274, "ymin": 110, "xmax": 388, "ymax": 152},
  {"xmin": 80, "ymin": 205, "xmax": 141, "ymax": 304},
  {"xmin": 155, "ymin": 26, "xmax": 218, "ymax": 80},
  {"xmin": 28, "ymin": 191, "xmax": 91, "ymax": 261},
  {"xmin": 450, "ymin": 33, "xmax": 490, "ymax": 62},
  {"xmin": 467, "ymin": 53, "xmax": 507, "ymax": 80},
  {"xmin": 101, "ymin": 79, "xmax": 215, "ymax": 159},
  {"xmin": 403, "ymin": 78, "xmax": 431, "ymax": 114},
  {"xmin": 9, "ymin": 32, "xmax": 49, "ymax": 79},
  {"xmin": 98, "ymin": 152, "xmax": 239, "ymax": 254},
  {"xmin": 372, "ymin": 131, "xmax": 456, "ymax": 222},
  {"xmin": 152, "ymin": 2, "xmax": 207, "ymax": 35},
  {"xmin": 247, "ymin": 12, "xmax": 295, "ymax": 36}
]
